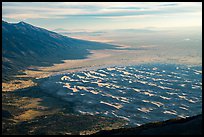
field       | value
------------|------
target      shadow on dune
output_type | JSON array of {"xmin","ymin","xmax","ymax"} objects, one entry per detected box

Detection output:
[{"xmin": 2, "ymin": 85, "xmax": 126, "ymax": 135}]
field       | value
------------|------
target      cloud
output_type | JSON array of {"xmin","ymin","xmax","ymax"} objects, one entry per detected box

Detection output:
[
  {"xmin": 95, "ymin": 14, "xmax": 156, "ymax": 20},
  {"xmin": 2, "ymin": 2, "xmax": 202, "ymax": 30},
  {"xmin": 2, "ymin": 2, "xmax": 202, "ymax": 20},
  {"xmin": 159, "ymin": 3, "xmax": 178, "ymax": 7}
]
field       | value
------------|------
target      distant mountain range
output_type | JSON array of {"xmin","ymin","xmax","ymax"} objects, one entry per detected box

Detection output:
[
  {"xmin": 53, "ymin": 28, "xmax": 155, "ymax": 37},
  {"xmin": 2, "ymin": 21, "xmax": 118, "ymax": 81}
]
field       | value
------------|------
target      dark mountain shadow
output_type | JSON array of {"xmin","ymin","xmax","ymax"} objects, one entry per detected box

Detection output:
[{"xmin": 94, "ymin": 114, "xmax": 202, "ymax": 135}]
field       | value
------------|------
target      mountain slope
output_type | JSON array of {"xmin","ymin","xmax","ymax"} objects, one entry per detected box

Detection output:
[
  {"xmin": 94, "ymin": 114, "xmax": 202, "ymax": 135},
  {"xmin": 2, "ymin": 21, "xmax": 117, "ymax": 81}
]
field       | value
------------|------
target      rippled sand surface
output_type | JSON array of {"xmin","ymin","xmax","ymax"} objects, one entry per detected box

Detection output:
[{"xmin": 40, "ymin": 63, "xmax": 202, "ymax": 126}]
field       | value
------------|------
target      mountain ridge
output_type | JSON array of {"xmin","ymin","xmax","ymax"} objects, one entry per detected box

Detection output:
[
  {"xmin": 2, "ymin": 21, "xmax": 118, "ymax": 82},
  {"xmin": 94, "ymin": 114, "xmax": 202, "ymax": 135}
]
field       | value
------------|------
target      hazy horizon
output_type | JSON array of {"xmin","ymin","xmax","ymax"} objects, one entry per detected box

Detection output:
[{"xmin": 2, "ymin": 2, "xmax": 202, "ymax": 31}]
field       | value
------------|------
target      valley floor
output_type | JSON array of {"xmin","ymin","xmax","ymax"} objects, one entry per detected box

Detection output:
[{"xmin": 2, "ymin": 44, "xmax": 202, "ymax": 135}]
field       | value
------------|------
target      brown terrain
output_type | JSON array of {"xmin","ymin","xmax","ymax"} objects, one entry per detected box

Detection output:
[{"xmin": 2, "ymin": 36, "xmax": 202, "ymax": 135}]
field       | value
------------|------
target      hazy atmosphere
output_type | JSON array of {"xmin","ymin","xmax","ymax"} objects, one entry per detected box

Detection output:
[
  {"xmin": 2, "ymin": 2, "xmax": 202, "ymax": 30},
  {"xmin": 2, "ymin": 2, "xmax": 202, "ymax": 135}
]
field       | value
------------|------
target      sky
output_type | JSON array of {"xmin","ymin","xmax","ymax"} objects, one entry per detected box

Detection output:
[{"xmin": 2, "ymin": 2, "xmax": 202, "ymax": 31}]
